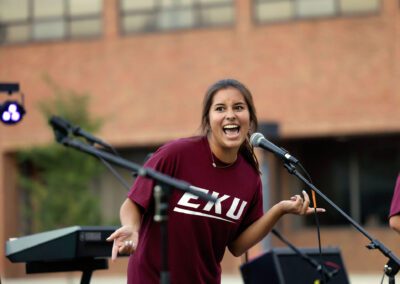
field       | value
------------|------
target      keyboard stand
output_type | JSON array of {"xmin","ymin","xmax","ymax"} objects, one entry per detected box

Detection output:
[{"xmin": 26, "ymin": 258, "xmax": 108, "ymax": 284}]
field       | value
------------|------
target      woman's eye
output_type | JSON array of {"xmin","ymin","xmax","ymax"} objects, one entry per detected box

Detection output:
[
  {"xmin": 215, "ymin": 106, "xmax": 224, "ymax": 112},
  {"xmin": 235, "ymin": 105, "xmax": 244, "ymax": 111}
]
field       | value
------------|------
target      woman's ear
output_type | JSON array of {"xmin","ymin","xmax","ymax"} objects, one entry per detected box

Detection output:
[{"xmin": 250, "ymin": 121, "xmax": 255, "ymax": 133}]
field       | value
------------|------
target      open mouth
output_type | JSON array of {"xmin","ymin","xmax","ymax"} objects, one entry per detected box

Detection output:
[{"xmin": 223, "ymin": 124, "xmax": 240, "ymax": 136}]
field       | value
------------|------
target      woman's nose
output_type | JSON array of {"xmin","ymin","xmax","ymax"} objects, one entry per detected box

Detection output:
[{"xmin": 226, "ymin": 108, "xmax": 236, "ymax": 120}]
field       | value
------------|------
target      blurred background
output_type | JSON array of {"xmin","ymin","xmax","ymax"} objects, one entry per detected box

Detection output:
[{"xmin": 1, "ymin": 0, "xmax": 400, "ymax": 282}]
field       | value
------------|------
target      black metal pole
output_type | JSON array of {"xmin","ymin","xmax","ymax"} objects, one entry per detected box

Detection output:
[
  {"xmin": 154, "ymin": 184, "xmax": 171, "ymax": 284},
  {"xmin": 80, "ymin": 270, "xmax": 92, "ymax": 284},
  {"xmin": 57, "ymin": 136, "xmax": 216, "ymax": 203},
  {"xmin": 272, "ymin": 229, "xmax": 337, "ymax": 282},
  {"xmin": 283, "ymin": 162, "xmax": 400, "ymax": 282}
]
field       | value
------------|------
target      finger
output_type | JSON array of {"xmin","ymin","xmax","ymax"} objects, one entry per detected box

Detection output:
[
  {"xmin": 106, "ymin": 229, "xmax": 121, "ymax": 241},
  {"xmin": 118, "ymin": 244, "xmax": 127, "ymax": 254},
  {"xmin": 302, "ymin": 190, "xmax": 310, "ymax": 204},
  {"xmin": 293, "ymin": 194, "xmax": 302, "ymax": 203},
  {"xmin": 126, "ymin": 241, "xmax": 136, "ymax": 255},
  {"xmin": 306, "ymin": 207, "xmax": 326, "ymax": 214},
  {"xmin": 301, "ymin": 191, "xmax": 310, "ymax": 214},
  {"xmin": 294, "ymin": 194, "xmax": 304, "ymax": 208},
  {"xmin": 111, "ymin": 240, "xmax": 119, "ymax": 261},
  {"xmin": 124, "ymin": 240, "xmax": 134, "ymax": 248},
  {"xmin": 117, "ymin": 239, "xmax": 133, "ymax": 251}
]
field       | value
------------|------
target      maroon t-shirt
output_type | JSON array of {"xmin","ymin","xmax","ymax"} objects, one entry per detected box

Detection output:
[
  {"xmin": 127, "ymin": 136, "xmax": 263, "ymax": 284},
  {"xmin": 389, "ymin": 174, "xmax": 400, "ymax": 217}
]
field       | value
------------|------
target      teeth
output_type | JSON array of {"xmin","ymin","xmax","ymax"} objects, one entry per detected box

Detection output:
[
  {"xmin": 223, "ymin": 125, "xmax": 238, "ymax": 129},
  {"xmin": 223, "ymin": 125, "xmax": 240, "ymax": 134}
]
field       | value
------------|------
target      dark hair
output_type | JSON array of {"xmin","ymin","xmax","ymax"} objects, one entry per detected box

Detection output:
[{"xmin": 200, "ymin": 79, "xmax": 260, "ymax": 173}]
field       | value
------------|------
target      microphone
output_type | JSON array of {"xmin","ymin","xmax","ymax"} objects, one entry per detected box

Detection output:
[
  {"xmin": 49, "ymin": 116, "xmax": 71, "ymax": 143},
  {"xmin": 250, "ymin": 132, "xmax": 299, "ymax": 164},
  {"xmin": 49, "ymin": 116, "xmax": 111, "ymax": 149}
]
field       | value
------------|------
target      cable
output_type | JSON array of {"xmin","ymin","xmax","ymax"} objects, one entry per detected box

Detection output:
[
  {"xmin": 97, "ymin": 153, "xmax": 131, "ymax": 191},
  {"xmin": 75, "ymin": 133, "xmax": 132, "ymax": 191},
  {"xmin": 297, "ymin": 161, "xmax": 326, "ymax": 284}
]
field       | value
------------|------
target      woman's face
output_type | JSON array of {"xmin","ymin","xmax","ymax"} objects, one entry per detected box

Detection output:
[{"xmin": 207, "ymin": 87, "xmax": 251, "ymax": 159}]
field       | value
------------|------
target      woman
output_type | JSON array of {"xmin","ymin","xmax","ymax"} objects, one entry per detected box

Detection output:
[{"xmin": 107, "ymin": 79, "xmax": 324, "ymax": 284}]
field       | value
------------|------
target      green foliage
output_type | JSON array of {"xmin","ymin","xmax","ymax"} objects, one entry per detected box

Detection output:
[
  {"xmin": 17, "ymin": 77, "xmax": 104, "ymax": 233},
  {"xmin": 39, "ymin": 74, "xmax": 102, "ymax": 130}
]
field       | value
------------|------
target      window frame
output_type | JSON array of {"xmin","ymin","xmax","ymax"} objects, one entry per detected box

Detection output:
[
  {"xmin": 252, "ymin": 0, "xmax": 382, "ymax": 25},
  {"xmin": 0, "ymin": 0, "xmax": 103, "ymax": 45},
  {"xmin": 118, "ymin": 0, "xmax": 235, "ymax": 35}
]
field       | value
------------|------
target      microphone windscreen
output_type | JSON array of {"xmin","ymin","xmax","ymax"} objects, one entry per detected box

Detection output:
[
  {"xmin": 250, "ymin": 132, "xmax": 264, "ymax": 147},
  {"xmin": 49, "ymin": 116, "xmax": 71, "ymax": 143}
]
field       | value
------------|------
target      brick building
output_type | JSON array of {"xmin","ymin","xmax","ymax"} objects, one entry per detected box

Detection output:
[{"xmin": 1, "ymin": 0, "xmax": 400, "ymax": 281}]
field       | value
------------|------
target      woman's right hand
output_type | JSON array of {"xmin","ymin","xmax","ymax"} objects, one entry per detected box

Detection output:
[{"xmin": 106, "ymin": 225, "xmax": 139, "ymax": 261}]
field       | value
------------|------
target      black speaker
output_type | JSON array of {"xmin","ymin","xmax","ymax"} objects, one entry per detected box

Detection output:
[{"xmin": 240, "ymin": 247, "xmax": 349, "ymax": 284}]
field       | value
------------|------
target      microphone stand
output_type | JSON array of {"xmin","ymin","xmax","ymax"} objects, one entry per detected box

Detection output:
[
  {"xmin": 52, "ymin": 131, "xmax": 216, "ymax": 284},
  {"xmin": 283, "ymin": 161, "xmax": 400, "ymax": 284},
  {"xmin": 272, "ymin": 229, "xmax": 338, "ymax": 282}
]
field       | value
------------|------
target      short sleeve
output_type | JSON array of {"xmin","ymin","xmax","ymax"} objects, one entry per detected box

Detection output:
[
  {"xmin": 389, "ymin": 174, "xmax": 400, "ymax": 218},
  {"xmin": 127, "ymin": 143, "xmax": 178, "ymax": 212}
]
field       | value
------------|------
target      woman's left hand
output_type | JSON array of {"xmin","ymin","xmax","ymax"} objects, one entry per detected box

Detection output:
[{"xmin": 279, "ymin": 190, "xmax": 325, "ymax": 215}]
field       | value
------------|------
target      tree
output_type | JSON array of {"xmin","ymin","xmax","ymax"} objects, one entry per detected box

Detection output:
[{"xmin": 18, "ymin": 77, "xmax": 104, "ymax": 233}]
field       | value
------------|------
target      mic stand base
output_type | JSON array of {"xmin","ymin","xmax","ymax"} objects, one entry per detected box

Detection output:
[{"xmin": 385, "ymin": 258, "xmax": 400, "ymax": 284}]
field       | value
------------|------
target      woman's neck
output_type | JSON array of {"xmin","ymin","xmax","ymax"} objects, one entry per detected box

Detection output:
[{"xmin": 207, "ymin": 136, "xmax": 238, "ymax": 164}]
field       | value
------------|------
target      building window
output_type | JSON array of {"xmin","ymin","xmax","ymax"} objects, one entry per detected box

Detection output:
[
  {"xmin": 283, "ymin": 135, "xmax": 400, "ymax": 227},
  {"xmin": 253, "ymin": 0, "xmax": 380, "ymax": 24},
  {"xmin": 0, "ymin": 0, "xmax": 103, "ymax": 44},
  {"xmin": 119, "ymin": 0, "xmax": 234, "ymax": 34}
]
